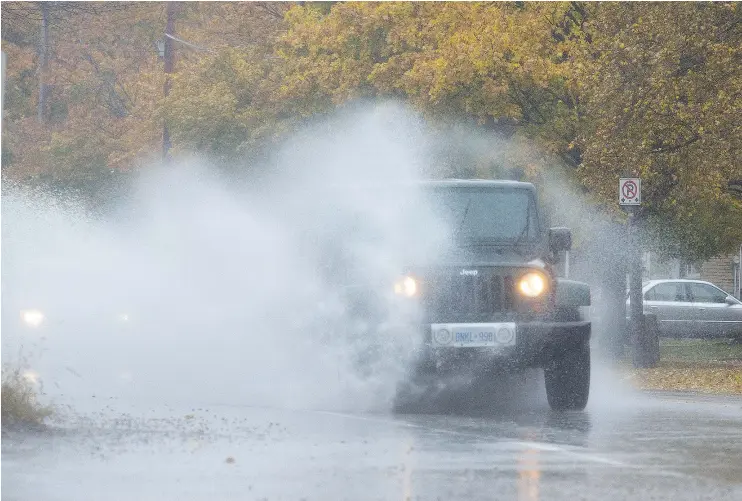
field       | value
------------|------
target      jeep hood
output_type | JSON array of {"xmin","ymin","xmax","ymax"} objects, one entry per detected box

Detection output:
[{"xmin": 408, "ymin": 244, "xmax": 548, "ymax": 270}]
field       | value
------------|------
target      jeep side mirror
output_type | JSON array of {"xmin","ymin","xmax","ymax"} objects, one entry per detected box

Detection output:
[{"xmin": 549, "ymin": 227, "xmax": 572, "ymax": 253}]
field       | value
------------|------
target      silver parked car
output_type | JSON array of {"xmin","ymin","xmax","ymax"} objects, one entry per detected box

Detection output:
[{"xmin": 627, "ymin": 279, "xmax": 742, "ymax": 338}]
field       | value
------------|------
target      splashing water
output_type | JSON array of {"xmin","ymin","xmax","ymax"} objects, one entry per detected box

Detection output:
[
  {"xmin": 1, "ymin": 104, "xmax": 453, "ymax": 413},
  {"xmin": 2, "ymin": 103, "xmax": 638, "ymax": 417}
]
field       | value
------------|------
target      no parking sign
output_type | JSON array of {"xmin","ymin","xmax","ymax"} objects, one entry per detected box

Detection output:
[{"xmin": 619, "ymin": 178, "xmax": 641, "ymax": 206}]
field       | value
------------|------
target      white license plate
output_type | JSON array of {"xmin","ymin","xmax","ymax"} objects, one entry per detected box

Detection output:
[{"xmin": 430, "ymin": 323, "xmax": 517, "ymax": 348}]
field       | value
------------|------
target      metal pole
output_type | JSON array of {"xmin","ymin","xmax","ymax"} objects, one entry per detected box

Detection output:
[{"xmin": 628, "ymin": 209, "xmax": 644, "ymax": 366}]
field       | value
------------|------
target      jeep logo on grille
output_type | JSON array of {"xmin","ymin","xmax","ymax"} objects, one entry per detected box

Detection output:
[{"xmin": 459, "ymin": 269, "xmax": 478, "ymax": 276}]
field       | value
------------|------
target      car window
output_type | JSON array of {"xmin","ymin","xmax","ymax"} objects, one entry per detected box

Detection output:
[
  {"xmin": 689, "ymin": 283, "xmax": 728, "ymax": 304},
  {"xmin": 645, "ymin": 282, "xmax": 687, "ymax": 302}
]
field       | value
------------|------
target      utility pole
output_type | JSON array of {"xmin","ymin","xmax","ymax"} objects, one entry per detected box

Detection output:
[
  {"xmin": 2, "ymin": 51, "xmax": 6, "ymax": 122},
  {"xmin": 37, "ymin": 2, "xmax": 50, "ymax": 124},
  {"xmin": 162, "ymin": 1, "xmax": 178, "ymax": 161}
]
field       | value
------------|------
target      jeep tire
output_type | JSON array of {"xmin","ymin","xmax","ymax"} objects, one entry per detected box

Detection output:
[{"xmin": 544, "ymin": 340, "xmax": 590, "ymax": 411}]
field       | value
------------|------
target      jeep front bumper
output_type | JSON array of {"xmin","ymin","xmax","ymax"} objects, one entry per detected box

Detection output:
[{"xmin": 419, "ymin": 320, "xmax": 591, "ymax": 373}]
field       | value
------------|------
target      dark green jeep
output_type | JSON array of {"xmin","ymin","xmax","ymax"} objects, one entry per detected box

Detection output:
[{"xmin": 392, "ymin": 179, "xmax": 591, "ymax": 411}]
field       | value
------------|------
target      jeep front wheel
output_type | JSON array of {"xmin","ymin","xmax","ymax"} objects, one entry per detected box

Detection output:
[{"xmin": 544, "ymin": 341, "xmax": 590, "ymax": 411}]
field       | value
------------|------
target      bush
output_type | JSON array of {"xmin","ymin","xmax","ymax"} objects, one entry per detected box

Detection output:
[{"xmin": 1, "ymin": 363, "xmax": 53, "ymax": 428}]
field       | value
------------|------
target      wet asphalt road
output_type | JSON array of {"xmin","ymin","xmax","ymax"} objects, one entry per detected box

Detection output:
[{"xmin": 3, "ymin": 385, "xmax": 742, "ymax": 501}]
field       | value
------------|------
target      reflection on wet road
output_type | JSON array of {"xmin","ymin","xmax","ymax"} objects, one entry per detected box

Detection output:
[{"xmin": 3, "ymin": 391, "xmax": 742, "ymax": 501}]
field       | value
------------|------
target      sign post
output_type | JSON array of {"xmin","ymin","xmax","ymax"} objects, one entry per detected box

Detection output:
[{"xmin": 619, "ymin": 178, "xmax": 656, "ymax": 367}]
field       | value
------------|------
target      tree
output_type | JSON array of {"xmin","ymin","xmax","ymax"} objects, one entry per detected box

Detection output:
[
  {"xmin": 275, "ymin": 2, "xmax": 582, "ymax": 151},
  {"xmin": 274, "ymin": 1, "xmax": 742, "ymax": 260},
  {"xmin": 575, "ymin": 2, "xmax": 742, "ymax": 260},
  {"xmin": 2, "ymin": 2, "xmax": 135, "ymax": 124},
  {"xmin": 2, "ymin": 2, "xmax": 165, "ymax": 182},
  {"xmin": 2, "ymin": 1, "xmax": 739, "ymax": 262},
  {"xmin": 160, "ymin": 2, "xmax": 290, "ymax": 158}
]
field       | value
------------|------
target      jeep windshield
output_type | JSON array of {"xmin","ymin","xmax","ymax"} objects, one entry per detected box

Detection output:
[{"xmin": 426, "ymin": 186, "xmax": 540, "ymax": 245}]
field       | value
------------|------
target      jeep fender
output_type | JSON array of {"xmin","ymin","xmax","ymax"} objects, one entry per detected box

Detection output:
[{"xmin": 555, "ymin": 278, "xmax": 591, "ymax": 308}]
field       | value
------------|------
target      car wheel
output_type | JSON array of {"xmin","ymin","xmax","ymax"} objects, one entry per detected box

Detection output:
[{"xmin": 544, "ymin": 340, "xmax": 590, "ymax": 411}]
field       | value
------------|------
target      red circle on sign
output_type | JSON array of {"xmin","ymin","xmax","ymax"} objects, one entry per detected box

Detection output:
[{"xmin": 622, "ymin": 180, "xmax": 637, "ymax": 199}]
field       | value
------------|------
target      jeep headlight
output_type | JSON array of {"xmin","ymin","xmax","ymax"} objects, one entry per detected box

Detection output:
[
  {"xmin": 518, "ymin": 272, "xmax": 547, "ymax": 298},
  {"xmin": 393, "ymin": 276, "xmax": 418, "ymax": 297},
  {"xmin": 20, "ymin": 309, "xmax": 45, "ymax": 328}
]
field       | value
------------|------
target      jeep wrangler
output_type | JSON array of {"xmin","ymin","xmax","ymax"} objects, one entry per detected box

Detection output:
[{"xmin": 392, "ymin": 179, "xmax": 591, "ymax": 411}]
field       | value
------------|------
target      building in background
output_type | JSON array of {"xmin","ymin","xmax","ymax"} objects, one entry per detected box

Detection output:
[{"xmin": 643, "ymin": 245, "xmax": 742, "ymax": 299}]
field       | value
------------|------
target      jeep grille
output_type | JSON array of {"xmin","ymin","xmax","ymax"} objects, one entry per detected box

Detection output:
[{"xmin": 420, "ymin": 268, "xmax": 515, "ymax": 323}]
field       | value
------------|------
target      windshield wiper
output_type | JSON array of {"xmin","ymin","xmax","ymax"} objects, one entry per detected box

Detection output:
[
  {"xmin": 453, "ymin": 198, "xmax": 472, "ymax": 241},
  {"xmin": 511, "ymin": 202, "xmax": 532, "ymax": 257}
]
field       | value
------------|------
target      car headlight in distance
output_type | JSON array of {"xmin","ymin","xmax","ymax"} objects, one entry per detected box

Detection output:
[
  {"xmin": 394, "ymin": 276, "xmax": 418, "ymax": 297},
  {"xmin": 20, "ymin": 309, "xmax": 45, "ymax": 328},
  {"xmin": 518, "ymin": 272, "xmax": 547, "ymax": 298}
]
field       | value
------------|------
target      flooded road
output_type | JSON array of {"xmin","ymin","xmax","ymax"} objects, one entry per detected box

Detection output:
[{"xmin": 3, "ymin": 391, "xmax": 741, "ymax": 501}]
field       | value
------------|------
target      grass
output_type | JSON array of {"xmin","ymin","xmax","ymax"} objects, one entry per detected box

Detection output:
[
  {"xmin": 659, "ymin": 338, "xmax": 742, "ymax": 363},
  {"xmin": 1, "ymin": 363, "xmax": 53, "ymax": 429},
  {"xmin": 623, "ymin": 338, "xmax": 742, "ymax": 395}
]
